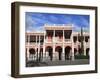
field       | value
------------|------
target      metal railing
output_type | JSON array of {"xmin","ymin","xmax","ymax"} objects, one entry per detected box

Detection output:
[{"xmin": 65, "ymin": 39, "xmax": 71, "ymax": 42}]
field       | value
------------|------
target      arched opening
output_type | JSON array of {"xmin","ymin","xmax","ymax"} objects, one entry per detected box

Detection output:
[
  {"xmin": 39, "ymin": 48, "xmax": 43, "ymax": 61},
  {"xmin": 65, "ymin": 46, "xmax": 71, "ymax": 60},
  {"xmin": 55, "ymin": 46, "xmax": 62, "ymax": 60},
  {"xmin": 74, "ymin": 48, "xmax": 77, "ymax": 55},
  {"xmin": 78, "ymin": 48, "xmax": 82, "ymax": 55},
  {"xmin": 86, "ymin": 48, "xmax": 89, "ymax": 56},
  {"xmin": 46, "ymin": 46, "xmax": 53, "ymax": 61},
  {"xmin": 29, "ymin": 48, "xmax": 35, "ymax": 61},
  {"xmin": 29, "ymin": 48, "xmax": 35, "ymax": 55}
]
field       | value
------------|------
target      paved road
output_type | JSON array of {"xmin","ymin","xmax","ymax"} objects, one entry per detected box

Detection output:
[{"xmin": 26, "ymin": 59, "xmax": 89, "ymax": 67}]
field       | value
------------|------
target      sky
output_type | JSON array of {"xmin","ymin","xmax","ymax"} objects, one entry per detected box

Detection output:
[{"xmin": 25, "ymin": 12, "xmax": 90, "ymax": 32}]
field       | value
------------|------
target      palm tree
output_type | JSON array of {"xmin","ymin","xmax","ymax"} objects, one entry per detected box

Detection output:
[
  {"xmin": 78, "ymin": 27, "xmax": 84, "ymax": 55},
  {"xmin": 80, "ymin": 27, "xmax": 84, "ymax": 55}
]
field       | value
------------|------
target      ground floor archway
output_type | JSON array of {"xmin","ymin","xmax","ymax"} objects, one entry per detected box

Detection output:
[
  {"xmin": 38, "ymin": 48, "xmax": 43, "ymax": 61},
  {"xmin": 29, "ymin": 48, "xmax": 35, "ymax": 54},
  {"xmin": 29, "ymin": 48, "xmax": 36, "ymax": 61},
  {"xmin": 55, "ymin": 46, "xmax": 62, "ymax": 60},
  {"xmin": 78, "ymin": 48, "xmax": 82, "ymax": 55},
  {"xmin": 65, "ymin": 46, "xmax": 71, "ymax": 60},
  {"xmin": 74, "ymin": 48, "xmax": 77, "ymax": 55},
  {"xmin": 86, "ymin": 48, "xmax": 89, "ymax": 56},
  {"xmin": 46, "ymin": 46, "xmax": 53, "ymax": 61}
]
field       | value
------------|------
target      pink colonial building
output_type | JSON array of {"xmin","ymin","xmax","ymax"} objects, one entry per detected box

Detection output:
[{"xmin": 25, "ymin": 24, "xmax": 90, "ymax": 62}]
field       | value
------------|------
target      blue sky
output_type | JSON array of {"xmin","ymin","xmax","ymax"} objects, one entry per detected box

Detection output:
[{"xmin": 25, "ymin": 12, "xmax": 90, "ymax": 32}]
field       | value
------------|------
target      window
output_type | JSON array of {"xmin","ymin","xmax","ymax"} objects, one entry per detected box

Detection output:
[{"xmin": 30, "ymin": 35, "xmax": 36, "ymax": 42}]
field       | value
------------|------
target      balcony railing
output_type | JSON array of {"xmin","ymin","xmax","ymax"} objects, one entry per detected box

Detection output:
[
  {"xmin": 65, "ymin": 39, "xmax": 71, "ymax": 42},
  {"xmin": 45, "ymin": 38, "xmax": 71, "ymax": 43},
  {"xmin": 25, "ymin": 42, "xmax": 36, "ymax": 45},
  {"xmin": 26, "ymin": 39, "xmax": 72, "ymax": 44},
  {"xmin": 45, "ymin": 38, "xmax": 53, "ymax": 43},
  {"xmin": 26, "ymin": 42, "xmax": 44, "ymax": 46}
]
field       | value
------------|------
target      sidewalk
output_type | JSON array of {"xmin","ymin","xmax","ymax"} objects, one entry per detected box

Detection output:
[{"xmin": 26, "ymin": 59, "xmax": 89, "ymax": 67}]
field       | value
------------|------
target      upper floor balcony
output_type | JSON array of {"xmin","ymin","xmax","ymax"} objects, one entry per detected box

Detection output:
[
  {"xmin": 45, "ymin": 29, "xmax": 72, "ymax": 43},
  {"xmin": 45, "ymin": 36, "xmax": 71, "ymax": 43}
]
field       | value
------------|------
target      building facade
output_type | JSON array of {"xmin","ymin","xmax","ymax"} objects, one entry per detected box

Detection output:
[{"xmin": 25, "ymin": 24, "xmax": 90, "ymax": 62}]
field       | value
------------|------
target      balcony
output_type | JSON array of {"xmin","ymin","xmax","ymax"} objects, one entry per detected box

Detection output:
[
  {"xmin": 45, "ymin": 38, "xmax": 72, "ymax": 43},
  {"xmin": 54, "ymin": 37, "xmax": 62, "ymax": 43},
  {"xmin": 64, "ymin": 39, "xmax": 71, "ymax": 44},
  {"xmin": 65, "ymin": 39, "xmax": 71, "ymax": 42},
  {"xmin": 45, "ymin": 38, "xmax": 53, "ymax": 43},
  {"xmin": 26, "ymin": 42, "xmax": 44, "ymax": 46},
  {"xmin": 26, "ymin": 42, "xmax": 36, "ymax": 45},
  {"xmin": 45, "ymin": 37, "xmax": 62, "ymax": 43}
]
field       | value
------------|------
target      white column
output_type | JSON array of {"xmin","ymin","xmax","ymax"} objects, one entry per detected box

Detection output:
[
  {"xmin": 38, "ymin": 35, "xmax": 40, "ymax": 53},
  {"xmin": 27, "ymin": 34, "xmax": 30, "ymax": 61},
  {"xmin": 43, "ymin": 32, "xmax": 46, "ymax": 61},
  {"xmin": 62, "ymin": 30, "xmax": 65, "ymax": 61},
  {"xmin": 36, "ymin": 35, "xmax": 38, "ymax": 61},
  {"xmin": 53, "ymin": 30, "xmax": 55, "ymax": 61},
  {"xmin": 71, "ymin": 31, "xmax": 74, "ymax": 61},
  {"xmin": 84, "ymin": 37, "xmax": 86, "ymax": 56},
  {"xmin": 77, "ymin": 33, "xmax": 79, "ymax": 55},
  {"xmin": 38, "ymin": 35, "xmax": 40, "ymax": 61}
]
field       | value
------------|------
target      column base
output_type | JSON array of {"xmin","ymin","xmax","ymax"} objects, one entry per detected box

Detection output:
[
  {"xmin": 71, "ymin": 56, "xmax": 75, "ymax": 61},
  {"xmin": 83, "ymin": 51, "xmax": 86, "ymax": 56},
  {"xmin": 62, "ymin": 53, "xmax": 65, "ymax": 61}
]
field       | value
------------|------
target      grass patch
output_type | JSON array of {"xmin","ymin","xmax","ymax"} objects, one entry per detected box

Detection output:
[{"xmin": 75, "ymin": 55, "xmax": 89, "ymax": 59}]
